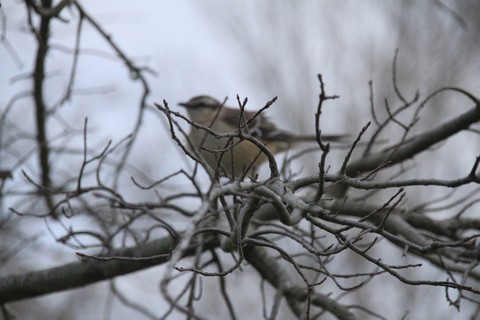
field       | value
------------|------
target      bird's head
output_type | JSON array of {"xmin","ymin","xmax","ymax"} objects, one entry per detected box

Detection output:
[{"xmin": 178, "ymin": 95, "xmax": 222, "ymax": 123}]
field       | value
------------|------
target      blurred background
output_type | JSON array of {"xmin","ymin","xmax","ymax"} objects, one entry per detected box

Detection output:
[{"xmin": 1, "ymin": 1, "xmax": 480, "ymax": 319}]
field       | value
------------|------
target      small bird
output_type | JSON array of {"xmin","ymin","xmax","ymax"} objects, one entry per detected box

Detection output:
[{"xmin": 179, "ymin": 95, "xmax": 346, "ymax": 178}]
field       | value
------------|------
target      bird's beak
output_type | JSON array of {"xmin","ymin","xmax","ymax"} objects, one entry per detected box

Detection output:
[{"xmin": 178, "ymin": 102, "xmax": 189, "ymax": 108}]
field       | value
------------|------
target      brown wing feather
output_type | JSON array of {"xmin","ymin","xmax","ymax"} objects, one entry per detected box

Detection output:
[
  {"xmin": 221, "ymin": 108, "xmax": 291, "ymax": 141},
  {"xmin": 221, "ymin": 107, "xmax": 348, "ymax": 143}
]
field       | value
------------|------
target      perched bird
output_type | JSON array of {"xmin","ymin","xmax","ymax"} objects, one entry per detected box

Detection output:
[{"xmin": 179, "ymin": 95, "xmax": 345, "ymax": 178}]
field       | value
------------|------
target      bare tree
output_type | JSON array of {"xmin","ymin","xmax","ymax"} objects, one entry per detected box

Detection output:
[{"xmin": 1, "ymin": 1, "xmax": 480, "ymax": 319}]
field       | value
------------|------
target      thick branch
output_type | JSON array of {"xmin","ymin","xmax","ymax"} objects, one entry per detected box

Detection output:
[
  {"xmin": 0, "ymin": 235, "xmax": 217, "ymax": 303},
  {"xmin": 32, "ymin": 0, "xmax": 54, "ymax": 211},
  {"xmin": 244, "ymin": 245, "xmax": 358, "ymax": 320},
  {"xmin": 346, "ymin": 104, "xmax": 480, "ymax": 176}
]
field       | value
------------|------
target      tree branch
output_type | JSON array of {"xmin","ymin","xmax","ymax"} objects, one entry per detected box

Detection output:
[{"xmin": 0, "ymin": 235, "xmax": 218, "ymax": 303}]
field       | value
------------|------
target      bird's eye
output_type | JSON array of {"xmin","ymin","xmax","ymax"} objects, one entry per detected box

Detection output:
[{"xmin": 251, "ymin": 128, "xmax": 262, "ymax": 137}]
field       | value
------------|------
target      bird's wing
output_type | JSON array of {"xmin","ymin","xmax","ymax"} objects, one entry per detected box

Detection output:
[
  {"xmin": 221, "ymin": 108, "xmax": 292, "ymax": 142},
  {"xmin": 221, "ymin": 107, "xmax": 349, "ymax": 143}
]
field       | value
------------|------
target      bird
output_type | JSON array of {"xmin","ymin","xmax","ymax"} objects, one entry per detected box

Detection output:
[{"xmin": 178, "ymin": 95, "xmax": 346, "ymax": 178}]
